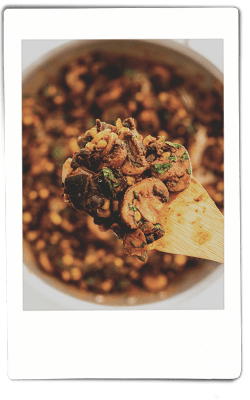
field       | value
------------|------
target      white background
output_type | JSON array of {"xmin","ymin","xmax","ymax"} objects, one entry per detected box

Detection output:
[{"xmin": 6, "ymin": 7, "xmax": 239, "ymax": 377}]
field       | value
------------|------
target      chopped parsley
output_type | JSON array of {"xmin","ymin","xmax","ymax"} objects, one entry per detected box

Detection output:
[
  {"xmin": 130, "ymin": 240, "xmax": 137, "ymax": 248},
  {"xmin": 112, "ymin": 180, "xmax": 122, "ymax": 188},
  {"xmin": 186, "ymin": 168, "xmax": 192, "ymax": 175},
  {"xmin": 153, "ymin": 163, "xmax": 172, "ymax": 174},
  {"xmin": 123, "ymin": 122, "xmax": 130, "ymax": 128},
  {"xmin": 180, "ymin": 151, "xmax": 189, "ymax": 162},
  {"xmin": 166, "ymin": 141, "xmax": 182, "ymax": 149},
  {"xmin": 155, "ymin": 223, "xmax": 164, "ymax": 231},
  {"xmin": 133, "ymin": 191, "xmax": 138, "ymax": 199},
  {"xmin": 102, "ymin": 167, "xmax": 122, "ymax": 191},
  {"xmin": 167, "ymin": 155, "xmax": 177, "ymax": 162},
  {"xmin": 140, "ymin": 242, "xmax": 146, "ymax": 248},
  {"xmin": 129, "ymin": 204, "xmax": 138, "ymax": 211},
  {"xmin": 102, "ymin": 167, "xmax": 115, "ymax": 181},
  {"xmin": 166, "ymin": 196, "xmax": 169, "ymax": 203}
]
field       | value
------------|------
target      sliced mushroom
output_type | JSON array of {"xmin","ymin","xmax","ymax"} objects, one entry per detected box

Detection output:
[
  {"xmin": 110, "ymin": 222, "xmax": 124, "ymax": 239},
  {"xmin": 140, "ymin": 221, "xmax": 165, "ymax": 244},
  {"xmin": 120, "ymin": 177, "xmax": 169, "ymax": 229},
  {"xmin": 76, "ymin": 131, "xmax": 92, "ymax": 149},
  {"xmin": 94, "ymin": 167, "xmax": 128, "ymax": 199},
  {"xmin": 122, "ymin": 117, "xmax": 136, "ymax": 130},
  {"xmin": 121, "ymin": 131, "xmax": 147, "ymax": 176},
  {"xmin": 100, "ymin": 131, "xmax": 119, "ymax": 158},
  {"xmin": 123, "ymin": 229, "xmax": 147, "ymax": 260},
  {"xmin": 98, "ymin": 139, "xmax": 127, "ymax": 170},
  {"xmin": 151, "ymin": 142, "xmax": 192, "ymax": 192}
]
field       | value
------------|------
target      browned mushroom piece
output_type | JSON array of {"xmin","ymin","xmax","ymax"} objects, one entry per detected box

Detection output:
[
  {"xmin": 121, "ymin": 131, "xmax": 147, "ymax": 176},
  {"xmin": 120, "ymin": 177, "xmax": 169, "ymax": 229},
  {"xmin": 150, "ymin": 141, "xmax": 192, "ymax": 192},
  {"xmin": 99, "ymin": 131, "xmax": 119, "ymax": 157},
  {"xmin": 122, "ymin": 117, "xmax": 136, "ymax": 130},
  {"xmin": 72, "ymin": 126, "xmax": 120, "ymax": 171},
  {"xmin": 123, "ymin": 229, "xmax": 148, "ymax": 261},
  {"xmin": 140, "ymin": 221, "xmax": 165, "ymax": 244},
  {"xmin": 98, "ymin": 139, "xmax": 127, "ymax": 170},
  {"xmin": 77, "ymin": 131, "xmax": 93, "ymax": 149}
]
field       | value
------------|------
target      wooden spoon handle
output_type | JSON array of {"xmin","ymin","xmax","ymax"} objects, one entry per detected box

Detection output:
[{"xmin": 149, "ymin": 177, "xmax": 224, "ymax": 263}]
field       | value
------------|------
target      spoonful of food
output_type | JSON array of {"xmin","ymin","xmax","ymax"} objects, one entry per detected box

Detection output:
[{"xmin": 62, "ymin": 117, "xmax": 224, "ymax": 264}]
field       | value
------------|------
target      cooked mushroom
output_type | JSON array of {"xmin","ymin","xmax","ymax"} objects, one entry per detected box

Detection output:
[
  {"xmin": 95, "ymin": 167, "xmax": 128, "ymax": 200},
  {"xmin": 140, "ymin": 221, "xmax": 165, "ymax": 243},
  {"xmin": 123, "ymin": 229, "xmax": 147, "ymax": 259},
  {"xmin": 122, "ymin": 117, "xmax": 136, "ymax": 130},
  {"xmin": 71, "ymin": 147, "xmax": 101, "ymax": 171},
  {"xmin": 62, "ymin": 117, "xmax": 191, "ymax": 263},
  {"xmin": 120, "ymin": 177, "xmax": 169, "ymax": 229},
  {"xmin": 76, "ymin": 131, "xmax": 93, "ymax": 149},
  {"xmin": 121, "ymin": 131, "xmax": 147, "ymax": 176},
  {"xmin": 150, "ymin": 141, "xmax": 192, "ymax": 192},
  {"xmin": 98, "ymin": 139, "xmax": 127, "ymax": 170}
]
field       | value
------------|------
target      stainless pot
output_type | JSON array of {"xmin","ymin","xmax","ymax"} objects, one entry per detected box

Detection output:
[{"xmin": 23, "ymin": 40, "xmax": 223, "ymax": 308}]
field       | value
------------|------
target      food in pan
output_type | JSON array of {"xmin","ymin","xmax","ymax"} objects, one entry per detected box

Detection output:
[{"xmin": 22, "ymin": 50, "xmax": 223, "ymax": 296}]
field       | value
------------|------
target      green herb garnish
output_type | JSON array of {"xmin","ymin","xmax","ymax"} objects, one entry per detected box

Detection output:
[
  {"xmin": 186, "ymin": 168, "xmax": 192, "ymax": 175},
  {"xmin": 140, "ymin": 242, "xmax": 146, "ymax": 248},
  {"xmin": 129, "ymin": 204, "xmax": 138, "ymax": 211},
  {"xmin": 166, "ymin": 141, "xmax": 182, "ymax": 149},
  {"xmin": 180, "ymin": 151, "xmax": 189, "ymax": 162},
  {"xmin": 130, "ymin": 240, "xmax": 137, "ymax": 248},
  {"xmin": 102, "ymin": 167, "xmax": 115, "ymax": 181},
  {"xmin": 166, "ymin": 196, "xmax": 169, "ymax": 203},
  {"xmin": 155, "ymin": 223, "xmax": 164, "ymax": 231},
  {"xmin": 168, "ymin": 155, "xmax": 177, "ymax": 162},
  {"xmin": 153, "ymin": 163, "xmax": 172, "ymax": 174},
  {"xmin": 112, "ymin": 180, "xmax": 122, "ymax": 188},
  {"xmin": 133, "ymin": 191, "xmax": 138, "ymax": 199}
]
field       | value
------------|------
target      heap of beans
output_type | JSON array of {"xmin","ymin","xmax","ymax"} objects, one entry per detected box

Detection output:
[{"xmin": 22, "ymin": 51, "xmax": 223, "ymax": 296}]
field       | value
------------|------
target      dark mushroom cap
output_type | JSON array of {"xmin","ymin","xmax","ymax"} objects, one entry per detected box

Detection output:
[{"xmin": 121, "ymin": 131, "xmax": 147, "ymax": 176}]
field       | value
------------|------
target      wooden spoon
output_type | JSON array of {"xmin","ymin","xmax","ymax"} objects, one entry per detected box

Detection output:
[{"xmin": 148, "ymin": 177, "xmax": 224, "ymax": 263}]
